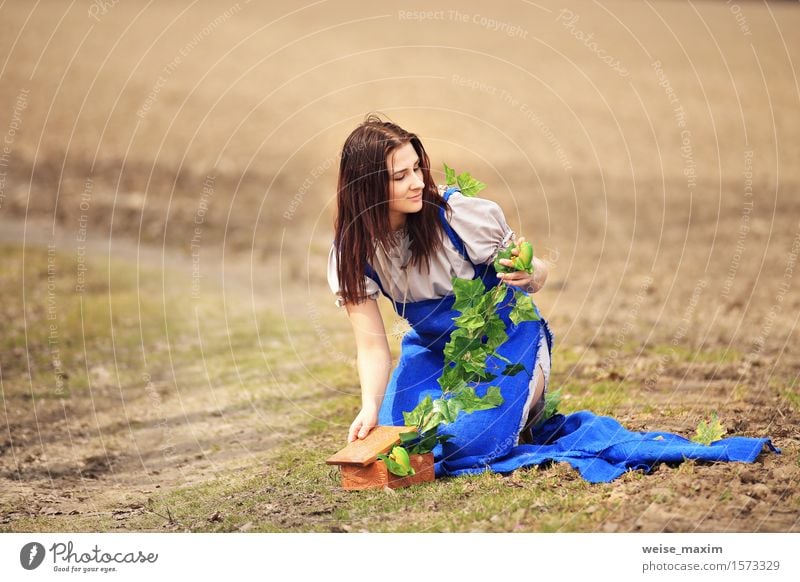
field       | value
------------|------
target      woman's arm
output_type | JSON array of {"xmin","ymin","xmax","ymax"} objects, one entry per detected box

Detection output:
[
  {"xmin": 344, "ymin": 298, "xmax": 393, "ymax": 442},
  {"xmin": 529, "ymin": 256, "xmax": 549, "ymax": 293}
]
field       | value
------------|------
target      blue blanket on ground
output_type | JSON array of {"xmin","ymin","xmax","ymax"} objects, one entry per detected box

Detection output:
[{"xmin": 435, "ymin": 410, "xmax": 780, "ymax": 483}]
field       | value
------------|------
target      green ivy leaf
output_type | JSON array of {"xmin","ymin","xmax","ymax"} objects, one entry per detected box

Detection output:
[
  {"xmin": 502, "ymin": 363, "xmax": 527, "ymax": 377},
  {"xmin": 410, "ymin": 428, "xmax": 433, "ymax": 453},
  {"xmin": 460, "ymin": 349, "xmax": 489, "ymax": 376},
  {"xmin": 437, "ymin": 363, "xmax": 468, "ymax": 393},
  {"xmin": 403, "ymin": 395, "xmax": 433, "ymax": 428},
  {"xmin": 442, "ymin": 164, "xmax": 486, "ymax": 197},
  {"xmin": 435, "ymin": 398, "xmax": 465, "ymax": 424},
  {"xmin": 456, "ymin": 171, "xmax": 487, "ymax": 198},
  {"xmin": 450, "ymin": 385, "xmax": 504, "ymax": 414},
  {"xmin": 453, "ymin": 311, "xmax": 486, "ymax": 333},
  {"xmin": 409, "ymin": 435, "xmax": 433, "ymax": 455},
  {"xmin": 444, "ymin": 162, "xmax": 457, "ymax": 186},
  {"xmin": 409, "ymin": 428, "xmax": 454, "ymax": 455},
  {"xmin": 399, "ymin": 431, "xmax": 419, "ymax": 444},
  {"xmin": 691, "ymin": 412, "xmax": 725, "ymax": 446},
  {"xmin": 541, "ymin": 388, "xmax": 561, "ymax": 424},
  {"xmin": 377, "ymin": 453, "xmax": 413, "ymax": 477},
  {"xmin": 481, "ymin": 371, "xmax": 498, "ymax": 383},
  {"xmin": 509, "ymin": 291, "xmax": 540, "ymax": 325},
  {"xmin": 490, "ymin": 284, "xmax": 509, "ymax": 306},
  {"xmin": 443, "ymin": 331, "xmax": 482, "ymax": 367},
  {"xmin": 469, "ymin": 366, "xmax": 495, "ymax": 383},
  {"xmin": 420, "ymin": 411, "xmax": 444, "ymax": 434},
  {"xmin": 452, "ymin": 277, "xmax": 486, "ymax": 312},
  {"xmin": 484, "ymin": 385, "xmax": 504, "ymax": 407},
  {"xmin": 483, "ymin": 314, "xmax": 508, "ymax": 352}
]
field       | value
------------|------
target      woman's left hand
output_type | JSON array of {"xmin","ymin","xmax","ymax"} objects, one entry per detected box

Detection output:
[{"xmin": 497, "ymin": 236, "xmax": 548, "ymax": 293}]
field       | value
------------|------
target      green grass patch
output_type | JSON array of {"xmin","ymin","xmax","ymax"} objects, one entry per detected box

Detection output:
[
  {"xmin": 0, "ymin": 244, "xmax": 309, "ymax": 404},
  {"xmin": 0, "ymin": 244, "xmax": 197, "ymax": 397},
  {"xmin": 550, "ymin": 345, "xmax": 584, "ymax": 373},
  {"xmin": 558, "ymin": 380, "xmax": 633, "ymax": 415},
  {"xmin": 769, "ymin": 375, "xmax": 799, "ymax": 412}
]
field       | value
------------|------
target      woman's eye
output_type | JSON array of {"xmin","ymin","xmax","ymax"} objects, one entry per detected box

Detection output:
[{"xmin": 393, "ymin": 167, "xmax": 420, "ymax": 180}]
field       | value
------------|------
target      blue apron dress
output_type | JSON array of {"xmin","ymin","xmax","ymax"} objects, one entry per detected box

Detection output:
[{"xmin": 367, "ymin": 187, "xmax": 554, "ymax": 478}]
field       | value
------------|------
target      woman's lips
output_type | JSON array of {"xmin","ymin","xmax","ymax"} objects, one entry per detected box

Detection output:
[{"xmin": 408, "ymin": 193, "xmax": 422, "ymax": 201}]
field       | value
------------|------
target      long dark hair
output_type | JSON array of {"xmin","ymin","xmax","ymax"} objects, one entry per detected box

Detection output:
[{"xmin": 334, "ymin": 114, "xmax": 450, "ymax": 305}]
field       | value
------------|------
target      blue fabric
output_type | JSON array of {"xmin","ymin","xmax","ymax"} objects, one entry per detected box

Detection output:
[
  {"xmin": 371, "ymin": 187, "xmax": 778, "ymax": 483},
  {"xmin": 454, "ymin": 411, "xmax": 779, "ymax": 483}
]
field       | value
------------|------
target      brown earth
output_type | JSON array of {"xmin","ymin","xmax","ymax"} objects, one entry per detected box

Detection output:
[{"xmin": 0, "ymin": 0, "xmax": 798, "ymax": 532}]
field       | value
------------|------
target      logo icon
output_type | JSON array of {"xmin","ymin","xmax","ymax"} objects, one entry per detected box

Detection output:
[{"xmin": 20, "ymin": 542, "xmax": 46, "ymax": 570}]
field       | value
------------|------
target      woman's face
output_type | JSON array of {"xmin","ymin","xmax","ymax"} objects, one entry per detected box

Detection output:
[{"xmin": 386, "ymin": 141, "xmax": 425, "ymax": 230}]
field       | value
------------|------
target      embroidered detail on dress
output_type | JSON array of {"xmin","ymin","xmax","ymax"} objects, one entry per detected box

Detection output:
[{"xmin": 390, "ymin": 317, "xmax": 413, "ymax": 340}]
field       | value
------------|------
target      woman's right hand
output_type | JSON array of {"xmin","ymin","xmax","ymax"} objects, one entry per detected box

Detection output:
[
  {"xmin": 348, "ymin": 406, "xmax": 379, "ymax": 442},
  {"xmin": 497, "ymin": 236, "xmax": 547, "ymax": 293}
]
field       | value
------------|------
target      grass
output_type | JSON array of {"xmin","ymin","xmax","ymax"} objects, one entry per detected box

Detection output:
[
  {"xmin": 0, "ymin": 244, "xmax": 196, "ymax": 396},
  {"xmin": 56, "ymin": 443, "xmax": 615, "ymax": 533},
  {"xmin": 559, "ymin": 380, "xmax": 632, "ymax": 415},
  {"xmin": 769, "ymin": 376, "xmax": 800, "ymax": 413},
  {"xmin": 648, "ymin": 344, "xmax": 742, "ymax": 365}
]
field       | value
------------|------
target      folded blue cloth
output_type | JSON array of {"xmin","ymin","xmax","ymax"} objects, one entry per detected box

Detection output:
[{"xmin": 435, "ymin": 410, "xmax": 780, "ymax": 483}]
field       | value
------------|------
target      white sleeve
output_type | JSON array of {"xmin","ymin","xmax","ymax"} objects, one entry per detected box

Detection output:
[
  {"xmin": 445, "ymin": 191, "xmax": 515, "ymax": 265},
  {"xmin": 327, "ymin": 244, "xmax": 381, "ymax": 308}
]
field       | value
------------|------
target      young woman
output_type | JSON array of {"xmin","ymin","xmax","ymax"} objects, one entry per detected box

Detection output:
[{"xmin": 327, "ymin": 114, "xmax": 553, "ymax": 477}]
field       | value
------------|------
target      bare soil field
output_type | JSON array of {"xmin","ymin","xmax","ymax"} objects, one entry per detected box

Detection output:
[{"xmin": 0, "ymin": 0, "xmax": 798, "ymax": 532}]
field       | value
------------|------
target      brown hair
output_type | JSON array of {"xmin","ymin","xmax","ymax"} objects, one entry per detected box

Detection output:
[{"xmin": 334, "ymin": 114, "xmax": 450, "ymax": 305}]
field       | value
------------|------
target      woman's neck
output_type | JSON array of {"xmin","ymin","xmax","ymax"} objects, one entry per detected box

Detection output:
[{"xmin": 389, "ymin": 212, "xmax": 406, "ymax": 232}]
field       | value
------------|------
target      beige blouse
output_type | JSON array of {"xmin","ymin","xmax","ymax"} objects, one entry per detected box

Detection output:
[{"xmin": 327, "ymin": 188, "xmax": 515, "ymax": 307}]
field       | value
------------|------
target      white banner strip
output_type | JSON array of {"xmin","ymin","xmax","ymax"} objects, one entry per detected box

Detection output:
[{"xmin": 1, "ymin": 533, "xmax": 797, "ymax": 580}]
